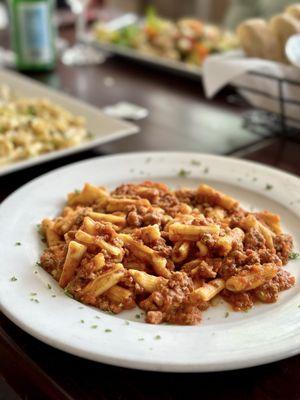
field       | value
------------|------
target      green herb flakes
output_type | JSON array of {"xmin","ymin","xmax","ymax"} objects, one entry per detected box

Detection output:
[
  {"xmin": 15, "ymin": 242, "xmax": 21, "ymax": 246},
  {"xmin": 190, "ymin": 159, "xmax": 201, "ymax": 166},
  {"xmin": 178, "ymin": 169, "xmax": 191, "ymax": 178},
  {"xmin": 10, "ymin": 276, "xmax": 17, "ymax": 282},
  {"xmin": 154, "ymin": 335, "xmax": 161, "ymax": 340},
  {"xmin": 289, "ymin": 252, "xmax": 300, "ymax": 260},
  {"xmin": 47, "ymin": 283, "xmax": 52, "ymax": 290},
  {"xmin": 64, "ymin": 289, "xmax": 74, "ymax": 298},
  {"xmin": 91, "ymin": 325, "xmax": 98, "ymax": 329},
  {"xmin": 105, "ymin": 329, "xmax": 112, "ymax": 333},
  {"xmin": 225, "ymin": 312, "xmax": 229, "ymax": 318},
  {"xmin": 265, "ymin": 184, "xmax": 273, "ymax": 191}
]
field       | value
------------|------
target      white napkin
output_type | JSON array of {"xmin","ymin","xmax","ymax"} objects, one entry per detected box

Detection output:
[{"xmin": 202, "ymin": 51, "xmax": 300, "ymax": 129}]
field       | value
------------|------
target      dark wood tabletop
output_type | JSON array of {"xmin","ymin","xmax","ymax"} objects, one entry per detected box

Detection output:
[{"xmin": 1, "ymin": 22, "xmax": 300, "ymax": 400}]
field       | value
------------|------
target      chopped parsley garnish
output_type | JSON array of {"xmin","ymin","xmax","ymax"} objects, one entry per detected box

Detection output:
[
  {"xmin": 105, "ymin": 329, "xmax": 112, "ymax": 333},
  {"xmin": 30, "ymin": 292, "xmax": 37, "ymax": 296},
  {"xmin": 154, "ymin": 335, "xmax": 161, "ymax": 340},
  {"xmin": 78, "ymin": 306, "xmax": 84, "ymax": 309},
  {"xmin": 51, "ymin": 294, "xmax": 56, "ymax": 298},
  {"xmin": 190, "ymin": 160, "xmax": 201, "ymax": 166},
  {"xmin": 10, "ymin": 276, "xmax": 17, "ymax": 282},
  {"xmin": 30, "ymin": 298, "xmax": 39, "ymax": 303},
  {"xmin": 74, "ymin": 189, "xmax": 80, "ymax": 194},
  {"xmin": 298, "ymin": 305, "xmax": 300, "ymax": 308},
  {"xmin": 178, "ymin": 169, "xmax": 191, "ymax": 178},
  {"xmin": 87, "ymin": 132, "xmax": 95, "ymax": 139},
  {"xmin": 15, "ymin": 242, "xmax": 21, "ymax": 246},
  {"xmin": 80, "ymin": 320, "xmax": 85, "ymax": 323},
  {"xmin": 124, "ymin": 321, "xmax": 130, "ymax": 325},
  {"xmin": 27, "ymin": 105, "xmax": 37, "ymax": 116},
  {"xmin": 135, "ymin": 314, "xmax": 141, "ymax": 319},
  {"xmin": 95, "ymin": 316, "xmax": 101, "ymax": 319},
  {"xmin": 36, "ymin": 261, "xmax": 42, "ymax": 267},
  {"xmin": 34, "ymin": 271, "xmax": 38, "ymax": 274},
  {"xmin": 138, "ymin": 338, "xmax": 144, "ymax": 341},
  {"xmin": 47, "ymin": 283, "xmax": 52, "ymax": 290},
  {"xmin": 203, "ymin": 167, "xmax": 209, "ymax": 174},
  {"xmin": 265, "ymin": 184, "xmax": 273, "ymax": 191},
  {"xmin": 225, "ymin": 312, "xmax": 229, "ymax": 318},
  {"xmin": 64, "ymin": 289, "xmax": 73, "ymax": 298},
  {"xmin": 289, "ymin": 252, "xmax": 300, "ymax": 260},
  {"xmin": 91, "ymin": 325, "xmax": 98, "ymax": 329}
]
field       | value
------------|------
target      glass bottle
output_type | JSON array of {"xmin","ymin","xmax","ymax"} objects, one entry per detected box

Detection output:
[{"xmin": 9, "ymin": 0, "xmax": 56, "ymax": 71}]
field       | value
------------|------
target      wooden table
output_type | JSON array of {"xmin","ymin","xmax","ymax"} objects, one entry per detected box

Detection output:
[{"xmin": 1, "ymin": 26, "xmax": 300, "ymax": 400}]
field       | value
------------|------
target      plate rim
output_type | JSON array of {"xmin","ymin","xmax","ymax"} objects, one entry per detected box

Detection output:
[{"xmin": 0, "ymin": 150, "xmax": 300, "ymax": 372}]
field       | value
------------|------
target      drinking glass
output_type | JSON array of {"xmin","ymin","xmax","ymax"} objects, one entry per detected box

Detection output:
[{"xmin": 61, "ymin": 0, "xmax": 106, "ymax": 66}]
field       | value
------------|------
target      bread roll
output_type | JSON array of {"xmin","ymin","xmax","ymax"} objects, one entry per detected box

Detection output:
[
  {"xmin": 269, "ymin": 14, "xmax": 300, "ymax": 61},
  {"xmin": 237, "ymin": 19, "xmax": 282, "ymax": 61},
  {"xmin": 285, "ymin": 4, "xmax": 300, "ymax": 19}
]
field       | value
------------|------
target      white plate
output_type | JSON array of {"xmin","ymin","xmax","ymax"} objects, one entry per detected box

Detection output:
[
  {"xmin": 83, "ymin": 33, "xmax": 203, "ymax": 80},
  {"xmin": 0, "ymin": 69, "xmax": 138, "ymax": 176},
  {"xmin": 0, "ymin": 152, "xmax": 300, "ymax": 372}
]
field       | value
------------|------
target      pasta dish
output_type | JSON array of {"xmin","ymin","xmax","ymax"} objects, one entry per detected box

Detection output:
[
  {"xmin": 39, "ymin": 181, "xmax": 295, "ymax": 325},
  {"xmin": 0, "ymin": 85, "xmax": 89, "ymax": 167}
]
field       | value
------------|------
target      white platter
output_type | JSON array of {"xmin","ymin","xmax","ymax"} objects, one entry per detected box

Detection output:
[
  {"xmin": 0, "ymin": 68, "xmax": 138, "ymax": 177},
  {"xmin": 0, "ymin": 152, "xmax": 299, "ymax": 372},
  {"xmin": 83, "ymin": 33, "xmax": 203, "ymax": 80}
]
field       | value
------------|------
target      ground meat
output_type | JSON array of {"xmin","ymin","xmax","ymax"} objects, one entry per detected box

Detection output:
[
  {"xmin": 127, "ymin": 210, "xmax": 143, "ymax": 227},
  {"xmin": 254, "ymin": 269, "xmax": 295, "ymax": 303},
  {"xmin": 156, "ymin": 193, "xmax": 179, "ymax": 216},
  {"xmin": 273, "ymin": 234, "xmax": 293, "ymax": 265},
  {"xmin": 40, "ymin": 244, "xmax": 67, "ymax": 277},
  {"xmin": 163, "ymin": 304, "xmax": 202, "ymax": 325},
  {"xmin": 258, "ymin": 249, "xmax": 282, "ymax": 266},
  {"xmin": 140, "ymin": 272, "xmax": 201, "ymax": 325},
  {"xmin": 142, "ymin": 211, "xmax": 163, "ymax": 226},
  {"xmin": 174, "ymin": 189, "xmax": 197, "ymax": 206},
  {"xmin": 221, "ymin": 289, "xmax": 255, "ymax": 311},
  {"xmin": 146, "ymin": 310, "xmax": 163, "ymax": 324},
  {"xmin": 152, "ymin": 239, "xmax": 172, "ymax": 258},
  {"xmin": 244, "ymin": 228, "xmax": 266, "ymax": 250},
  {"xmin": 189, "ymin": 261, "xmax": 217, "ymax": 279}
]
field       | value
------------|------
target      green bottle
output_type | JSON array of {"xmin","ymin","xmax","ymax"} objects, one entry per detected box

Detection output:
[{"xmin": 9, "ymin": 0, "xmax": 56, "ymax": 71}]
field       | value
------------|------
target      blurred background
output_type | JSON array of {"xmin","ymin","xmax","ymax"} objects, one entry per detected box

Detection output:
[{"xmin": 0, "ymin": 0, "xmax": 298, "ymax": 31}]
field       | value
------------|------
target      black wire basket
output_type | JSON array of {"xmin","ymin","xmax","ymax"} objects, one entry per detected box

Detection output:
[{"xmin": 229, "ymin": 71, "xmax": 300, "ymax": 139}]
